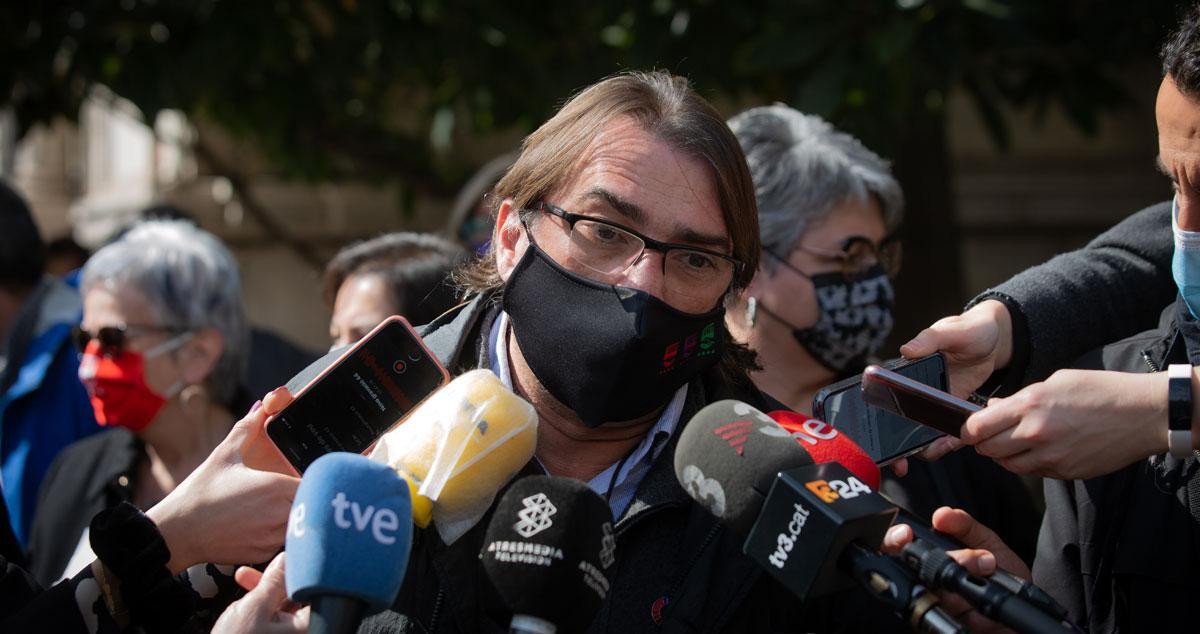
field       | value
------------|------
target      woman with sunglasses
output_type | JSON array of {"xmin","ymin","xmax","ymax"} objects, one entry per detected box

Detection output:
[
  {"xmin": 724, "ymin": 105, "xmax": 1042, "ymax": 562},
  {"xmin": 24, "ymin": 220, "xmax": 285, "ymax": 588}
]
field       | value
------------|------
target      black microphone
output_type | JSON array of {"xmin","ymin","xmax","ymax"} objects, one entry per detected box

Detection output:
[
  {"xmin": 480, "ymin": 475, "xmax": 616, "ymax": 634},
  {"xmin": 674, "ymin": 400, "xmax": 962, "ymax": 634},
  {"xmin": 766, "ymin": 407, "xmax": 1068, "ymax": 626},
  {"xmin": 891, "ymin": 506, "xmax": 1069, "ymax": 623}
]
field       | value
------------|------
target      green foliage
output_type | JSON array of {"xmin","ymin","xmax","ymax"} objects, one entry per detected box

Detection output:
[{"xmin": 0, "ymin": 0, "xmax": 1186, "ymax": 190}]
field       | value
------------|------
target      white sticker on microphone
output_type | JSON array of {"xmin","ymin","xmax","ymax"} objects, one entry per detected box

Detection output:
[{"xmin": 679, "ymin": 464, "xmax": 726, "ymax": 517}]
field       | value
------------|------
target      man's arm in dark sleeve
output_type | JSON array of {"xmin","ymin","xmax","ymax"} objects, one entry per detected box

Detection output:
[{"xmin": 969, "ymin": 201, "xmax": 1174, "ymax": 392}]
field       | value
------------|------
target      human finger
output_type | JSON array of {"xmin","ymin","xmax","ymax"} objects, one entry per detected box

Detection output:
[
  {"xmin": 959, "ymin": 398, "xmax": 1021, "ymax": 445},
  {"xmin": 262, "ymin": 387, "xmax": 295, "ymax": 416},
  {"xmin": 915, "ymin": 436, "xmax": 963, "ymax": 461},
  {"xmin": 882, "ymin": 523, "xmax": 914, "ymax": 554},
  {"xmin": 234, "ymin": 565, "xmax": 264, "ymax": 592}
]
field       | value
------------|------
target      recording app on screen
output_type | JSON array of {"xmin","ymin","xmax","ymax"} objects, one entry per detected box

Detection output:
[{"xmin": 268, "ymin": 319, "xmax": 448, "ymax": 473}]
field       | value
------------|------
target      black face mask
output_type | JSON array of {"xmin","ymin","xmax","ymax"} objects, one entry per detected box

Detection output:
[{"xmin": 502, "ymin": 243, "xmax": 726, "ymax": 426}]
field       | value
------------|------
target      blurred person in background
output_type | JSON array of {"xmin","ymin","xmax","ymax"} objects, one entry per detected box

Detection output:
[
  {"xmin": 323, "ymin": 232, "xmax": 465, "ymax": 348},
  {"xmin": 42, "ymin": 236, "xmax": 91, "ymax": 279},
  {"xmin": 123, "ymin": 202, "xmax": 318, "ymax": 398},
  {"xmin": 448, "ymin": 152, "xmax": 517, "ymax": 255},
  {"xmin": 1, "ymin": 387, "xmax": 302, "ymax": 632},
  {"xmin": 724, "ymin": 105, "xmax": 1040, "ymax": 561},
  {"xmin": 0, "ymin": 181, "xmax": 97, "ymax": 550},
  {"xmin": 26, "ymin": 220, "xmax": 257, "ymax": 585}
]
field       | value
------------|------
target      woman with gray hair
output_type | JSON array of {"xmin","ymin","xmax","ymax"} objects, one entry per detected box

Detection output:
[
  {"xmin": 726, "ymin": 105, "xmax": 1042, "ymax": 563},
  {"xmin": 26, "ymin": 220, "xmax": 273, "ymax": 585},
  {"xmin": 725, "ymin": 104, "xmax": 903, "ymax": 412}
]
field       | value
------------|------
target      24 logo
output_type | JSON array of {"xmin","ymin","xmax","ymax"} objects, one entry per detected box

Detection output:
[{"xmin": 805, "ymin": 477, "xmax": 872, "ymax": 504}]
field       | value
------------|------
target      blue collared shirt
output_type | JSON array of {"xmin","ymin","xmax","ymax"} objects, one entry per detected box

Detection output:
[{"xmin": 487, "ymin": 311, "xmax": 685, "ymax": 519}]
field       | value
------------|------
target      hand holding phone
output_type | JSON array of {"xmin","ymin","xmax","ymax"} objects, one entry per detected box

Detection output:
[
  {"xmin": 812, "ymin": 354, "xmax": 950, "ymax": 465},
  {"xmin": 266, "ymin": 316, "xmax": 450, "ymax": 474},
  {"xmin": 861, "ymin": 364, "xmax": 981, "ymax": 438}
]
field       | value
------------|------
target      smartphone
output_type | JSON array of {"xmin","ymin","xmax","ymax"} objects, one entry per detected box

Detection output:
[
  {"xmin": 811, "ymin": 354, "xmax": 949, "ymax": 465},
  {"xmin": 266, "ymin": 316, "xmax": 450, "ymax": 474},
  {"xmin": 861, "ymin": 364, "xmax": 981, "ymax": 438}
]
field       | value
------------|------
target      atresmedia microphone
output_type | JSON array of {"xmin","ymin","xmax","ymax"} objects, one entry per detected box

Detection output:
[
  {"xmin": 286, "ymin": 452, "xmax": 414, "ymax": 634},
  {"xmin": 479, "ymin": 475, "xmax": 616, "ymax": 634},
  {"xmin": 675, "ymin": 400, "xmax": 961, "ymax": 634}
]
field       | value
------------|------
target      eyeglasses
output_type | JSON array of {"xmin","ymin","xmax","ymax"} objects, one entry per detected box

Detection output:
[
  {"xmin": 527, "ymin": 202, "xmax": 744, "ymax": 302},
  {"xmin": 72, "ymin": 324, "xmax": 190, "ymax": 355},
  {"xmin": 785, "ymin": 235, "xmax": 902, "ymax": 280}
]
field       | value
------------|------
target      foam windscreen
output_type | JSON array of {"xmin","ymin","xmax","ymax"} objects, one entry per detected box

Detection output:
[
  {"xmin": 480, "ymin": 475, "xmax": 615, "ymax": 631},
  {"xmin": 286, "ymin": 452, "xmax": 413, "ymax": 611},
  {"xmin": 369, "ymin": 369, "xmax": 537, "ymax": 544},
  {"xmin": 673, "ymin": 400, "xmax": 814, "ymax": 536},
  {"xmin": 767, "ymin": 410, "xmax": 881, "ymax": 489}
]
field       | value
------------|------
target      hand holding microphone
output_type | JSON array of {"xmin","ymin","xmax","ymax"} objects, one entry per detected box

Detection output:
[
  {"xmin": 213, "ymin": 553, "xmax": 310, "ymax": 634},
  {"xmin": 285, "ymin": 452, "xmax": 414, "ymax": 634},
  {"xmin": 677, "ymin": 400, "xmax": 1071, "ymax": 633},
  {"xmin": 674, "ymin": 400, "xmax": 960, "ymax": 634}
]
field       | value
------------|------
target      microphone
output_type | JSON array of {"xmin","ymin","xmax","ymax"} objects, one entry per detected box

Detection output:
[
  {"xmin": 286, "ymin": 452, "xmax": 414, "ymax": 634},
  {"xmin": 479, "ymin": 475, "xmax": 616, "ymax": 634},
  {"xmin": 369, "ymin": 369, "xmax": 537, "ymax": 544},
  {"xmin": 675, "ymin": 400, "xmax": 960, "ymax": 634},
  {"xmin": 767, "ymin": 411, "xmax": 1069, "ymax": 625}
]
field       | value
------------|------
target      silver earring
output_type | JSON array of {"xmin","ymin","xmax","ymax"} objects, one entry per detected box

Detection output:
[{"xmin": 745, "ymin": 296, "xmax": 758, "ymax": 328}]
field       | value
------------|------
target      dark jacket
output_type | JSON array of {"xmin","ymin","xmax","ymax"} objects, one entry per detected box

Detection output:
[
  {"xmin": 971, "ymin": 202, "xmax": 1176, "ymax": 396},
  {"xmin": 345, "ymin": 295, "xmax": 904, "ymax": 633},
  {"xmin": 1033, "ymin": 298, "xmax": 1200, "ymax": 633},
  {"xmin": 27, "ymin": 428, "xmax": 143, "ymax": 586}
]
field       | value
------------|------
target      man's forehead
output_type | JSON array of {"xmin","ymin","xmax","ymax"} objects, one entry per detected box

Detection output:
[{"xmin": 551, "ymin": 118, "xmax": 729, "ymax": 245}]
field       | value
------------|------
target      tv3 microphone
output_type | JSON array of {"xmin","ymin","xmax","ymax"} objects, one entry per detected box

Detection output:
[
  {"xmin": 369, "ymin": 369, "xmax": 538, "ymax": 544},
  {"xmin": 479, "ymin": 476, "xmax": 616, "ymax": 634},
  {"xmin": 286, "ymin": 452, "xmax": 414, "ymax": 634},
  {"xmin": 767, "ymin": 409, "xmax": 1070, "ymax": 626},
  {"xmin": 675, "ymin": 400, "xmax": 963, "ymax": 634}
]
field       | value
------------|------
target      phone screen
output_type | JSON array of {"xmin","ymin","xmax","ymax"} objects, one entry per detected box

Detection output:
[
  {"xmin": 266, "ymin": 318, "xmax": 448, "ymax": 473},
  {"xmin": 812, "ymin": 355, "xmax": 946, "ymax": 465}
]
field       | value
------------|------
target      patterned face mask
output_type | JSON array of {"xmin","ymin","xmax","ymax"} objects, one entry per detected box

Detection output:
[{"xmin": 754, "ymin": 264, "xmax": 894, "ymax": 373}]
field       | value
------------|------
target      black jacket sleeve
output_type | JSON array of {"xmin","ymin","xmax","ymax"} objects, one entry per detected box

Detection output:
[{"xmin": 968, "ymin": 201, "xmax": 1175, "ymax": 393}]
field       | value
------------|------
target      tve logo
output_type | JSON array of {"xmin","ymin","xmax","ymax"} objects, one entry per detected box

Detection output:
[
  {"xmin": 760, "ymin": 415, "xmax": 838, "ymax": 446},
  {"xmin": 804, "ymin": 477, "xmax": 871, "ymax": 504},
  {"xmin": 289, "ymin": 491, "xmax": 403, "ymax": 545}
]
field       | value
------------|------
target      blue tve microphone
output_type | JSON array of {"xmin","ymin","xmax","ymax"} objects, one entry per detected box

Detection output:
[{"xmin": 286, "ymin": 452, "xmax": 414, "ymax": 634}]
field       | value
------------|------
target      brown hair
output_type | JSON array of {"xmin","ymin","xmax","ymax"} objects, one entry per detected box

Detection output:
[{"xmin": 458, "ymin": 70, "xmax": 761, "ymax": 295}]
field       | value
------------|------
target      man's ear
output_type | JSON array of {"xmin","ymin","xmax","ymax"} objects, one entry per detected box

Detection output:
[{"xmin": 494, "ymin": 199, "xmax": 529, "ymax": 282}]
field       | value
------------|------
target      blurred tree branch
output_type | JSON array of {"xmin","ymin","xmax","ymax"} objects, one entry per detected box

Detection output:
[
  {"xmin": 191, "ymin": 133, "xmax": 327, "ymax": 270},
  {"xmin": 0, "ymin": 1, "xmax": 1188, "ymax": 330}
]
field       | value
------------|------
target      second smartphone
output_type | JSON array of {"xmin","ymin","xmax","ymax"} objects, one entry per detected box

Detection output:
[{"xmin": 812, "ymin": 353, "xmax": 949, "ymax": 465}]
